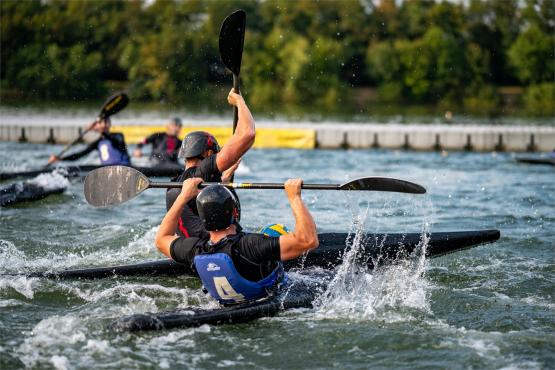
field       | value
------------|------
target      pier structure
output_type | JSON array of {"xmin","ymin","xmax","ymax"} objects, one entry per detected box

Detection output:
[{"xmin": 0, "ymin": 123, "xmax": 553, "ymax": 152}]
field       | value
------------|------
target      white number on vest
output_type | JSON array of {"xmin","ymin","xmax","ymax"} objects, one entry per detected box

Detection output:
[
  {"xmin": 99, "ymin": 144, "xmax": 110, "ymax": 161},
  {"xmin": 213, "ymin": 276, "xmax": 245, "ymax": 301}
]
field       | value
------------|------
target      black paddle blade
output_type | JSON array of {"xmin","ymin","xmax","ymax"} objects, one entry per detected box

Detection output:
[
  {"xmin": 84, "ymin": 166, "xmax": 150, "ymax": 207},
  {"xmin": 99, "ymin": 92, "xmax": 129, "ymax": 119},
  {"xmin": 339, "ymin": 177, "xmax": 426, "ymax": 194},
  {"xmin": 219, "ymin": 10, "xmax": 246, "ymax": 76}
]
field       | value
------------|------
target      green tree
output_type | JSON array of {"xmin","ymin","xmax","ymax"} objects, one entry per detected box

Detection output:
[
  {"xmin": 6, "ymin": 43, "xmax": 104, "ymax": 99},
  {"xmin": 508, "ymin": 24, "xmax": 555, "ymax": 84},
  {"xmin": 522, "ymin": 83, "xmax": 555, "ymax": 116}
]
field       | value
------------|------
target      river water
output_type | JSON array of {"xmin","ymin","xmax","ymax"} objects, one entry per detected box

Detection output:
[{"xmin": 0, "ymin": 141, "xmax": 553, "ymax": 369}]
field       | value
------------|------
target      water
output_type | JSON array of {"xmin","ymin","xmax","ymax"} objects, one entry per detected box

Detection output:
[{"xmin": 0, "ymin": 141, "xmax": 553, "ymax": 369}]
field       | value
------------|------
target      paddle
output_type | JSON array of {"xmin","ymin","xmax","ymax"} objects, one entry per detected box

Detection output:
[
  {"xmin": 219, "ymin": 9, "xmax": 246, "ymax": 182},
  {"xmin": 219, "ymin": 10, "xmax": 246, "ymax": 133},
  {"xmin": 84, "ymin": 166, "xmax": 426, "ymax": 207},
  {"xmin": 44, "ymin": 92, "xmax": 129, "ymax": 170}
]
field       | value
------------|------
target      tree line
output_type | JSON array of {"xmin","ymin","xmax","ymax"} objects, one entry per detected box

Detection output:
[{"xmin": 1, "ymin": 0, "xmax": 553, "ymax": 116}]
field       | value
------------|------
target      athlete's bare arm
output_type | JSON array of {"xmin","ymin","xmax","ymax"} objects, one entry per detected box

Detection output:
[
  {"xmin": 278, "ymin": 179, "xmax": 319, "ymax": 260},
  {"xmin": 215, "ymin": 90, "xmax": 255, "ymax": 172},
  {"xmin": 156, "ymin": 178, "xmax": 202, "ymax": 257}
]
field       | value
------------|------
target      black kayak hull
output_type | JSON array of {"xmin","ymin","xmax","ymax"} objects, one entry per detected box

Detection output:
[
  {"xmin": 516, "ymin": 157, "xmax": 555, "ymax": 166},
  {"xmin": 31, "ymin": 230, "xmax": 500, "ymax": 279},
  {"xmin": 0, "ymin": 181, "xmax": 66, "ymax": 206},
  {"xmin": 0, "ymin": 164, "xmax": 183, "ymax": 181},
  {"xmin": 113, "ymin": 284, "xmax": 316, "ymax": 332}
]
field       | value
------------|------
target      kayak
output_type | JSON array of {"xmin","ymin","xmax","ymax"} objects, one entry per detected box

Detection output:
[
  {"xmin": 112, "ymin": 282, "xmax": 317, "ymax": 332},
  {"xmin": 0, "ymin": 164, "xmax": 184, "ymax": 181},
  {"xmin": 111, "ymin": 229, "xmax": 500, "ymax": 332},
  {"xmin": 0, "ymin": 164, "xmax": 183, "ymax": 206},
  {"xmin": 30, "ymin": 230, "xmax": 500, "ymax": 279},
  {"xmin": 0, "ymin": 172, "xmax": 69, "ymax": 207},
  {"xmin": 113, "ymin": 229, "xmax": 501, "ymax": 331},
  {"xmin": 515, "ymin": 157, "xmax": 555, "ymax": 166},
  {"xmin": 0, "ymin": 181, "xmax": 66, "ymax": 206}
]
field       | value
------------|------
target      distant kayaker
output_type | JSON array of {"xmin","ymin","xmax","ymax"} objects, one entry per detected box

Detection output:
[
  {"xmin": 48, "ymin": 117, "xmax": 131, "ymax": 166},
  {"xmin": 133, "ymin": 117, "xmax": 183, "ymax": 165},
  {"xmin": 156, "ymin": 178, "xmax": 319, "ymax": 304},
  {"xmin": 165, "ymin": 89, "xmax": 254, "ymax": 238}
]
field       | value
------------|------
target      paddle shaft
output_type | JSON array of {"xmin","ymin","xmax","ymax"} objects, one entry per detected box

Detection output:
[
  {"xmin": 42, "ymin": 127, "xmax": 92, "ymax": 170},
  {"xmin": 56, "ymin": 127, "xmax": 92, "ymax": 158},
  {"xmin": 232, "ymin": 75, "xmax": 240, "ymax": 133},
  {"xmin": 230, "ymin": 72, "xmax": 240, "ymax": 183},
  {"xmin": 149, "ymin": 181, "xmax": 339, "ymax": 190}
]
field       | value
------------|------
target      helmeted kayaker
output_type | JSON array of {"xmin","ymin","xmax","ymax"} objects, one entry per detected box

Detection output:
[
  {"xmin": 165, "ymin": 89, "xmax": 254, "ymax": 239},
  {"xmin": 48, "ymin": 117, "xmax": 131, "ymax": 166},
  {"xmin": 133, "ymin": 117, "xmax": 183, "ymax": 165},
  {"xmin": 156, "ymin": 178, "xmax": 319, "ymax": 305}
]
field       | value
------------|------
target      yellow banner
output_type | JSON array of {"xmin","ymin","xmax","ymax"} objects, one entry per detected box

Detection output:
[{"xmin": 112, "ymin": 125, "xmax": 315, "ymax": 149}]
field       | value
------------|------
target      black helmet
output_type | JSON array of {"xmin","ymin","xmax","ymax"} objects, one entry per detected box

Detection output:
[
  {"xmin": 196, "ymin": 185, "xmax": 239, "ymax": 231},
  {"xmin": 179, "ymin": 131, "xmax": 220, "ymax": 159},
  {"xmin": 170, "ymin": 117, "xmax": 183, "ymax": 126}
]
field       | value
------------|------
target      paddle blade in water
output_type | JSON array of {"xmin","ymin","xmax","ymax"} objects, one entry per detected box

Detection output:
[
  {"xmin": 339, "ymin": 177, "xmax": 426, "ymax": 194},
  {"xmin": 219, "ymin": 10, "xmax": 246, "ymax": 76},
  {"xmin": 99, "ymin": 92, "xmax": 129, "ymax": 119},
  {"xmin": 84, "ymin": 166, "xmax": 150, "ymax": 207}
]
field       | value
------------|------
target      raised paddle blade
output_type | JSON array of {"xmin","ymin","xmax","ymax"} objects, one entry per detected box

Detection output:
[
  {"xmin": 84, "ymin": 166, "xmax": 150, "ymax": 207},
  {"xmin": 219, "ymin": 10, "xmax": 246, "ymax": 76},
  {"xmin": 339, "ymin": 177, "xmax": 426, "ymax": 194},
  {"xmin": 99, "ymin": 92, "xmax": 129, "ymax": 119}
]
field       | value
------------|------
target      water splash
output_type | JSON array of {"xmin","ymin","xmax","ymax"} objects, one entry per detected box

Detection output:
[
  {"xmin": 28, "ymin": 170, "xmax": 70, "ymax": 191},
  {"xmin": 236, "ymin": 161, "xmax": 251, "ymax": 175},
  {"xmin": 17, "ymin": 315, "xmax": 88, "ymax": 368},
  {"xmin": 313, "ymin": 193, "xmax": 433, "ymax": 322}
]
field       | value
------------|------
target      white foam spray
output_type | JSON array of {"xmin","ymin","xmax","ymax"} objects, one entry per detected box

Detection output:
[
  {"xmin": 313, "ymin": 193, "xmax": 433, "ymax": 322},
  {"xmin": 28, "ymin": 170, "xmax": 70, "ymax": 191}
]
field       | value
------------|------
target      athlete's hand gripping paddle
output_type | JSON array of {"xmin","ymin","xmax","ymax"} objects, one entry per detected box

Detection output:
[{"xmin": 84, "ymin": 166, "xmax": 426, "ymax": 207}]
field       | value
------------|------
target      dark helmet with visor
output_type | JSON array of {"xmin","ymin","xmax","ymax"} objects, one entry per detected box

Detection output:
[
  {"xmin": 179, "ymin": 131, "xmax": 220, "ymax": 159},
  {"xmin": 196, "ymin": 185, "xmax": 239, "ymax": 231}
]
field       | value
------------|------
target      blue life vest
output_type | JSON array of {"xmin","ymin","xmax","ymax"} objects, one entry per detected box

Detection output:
[
  {"xmin": 194, "ymin": 253, "xmax": 286, "ymax": 305},
  {"xmin": 97, "ymin": 137, "xmax": 131, "ymax": 165}
]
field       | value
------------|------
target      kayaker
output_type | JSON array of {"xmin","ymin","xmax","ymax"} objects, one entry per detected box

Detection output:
[
  {"xmin": 133, "ymin": 117, "xmax": 183, "ymax": 165},
  {"xmin": 156, "ymin": 178, "xmax": 319, "ymax": 304},
  {"xmin": 165, "ymin": 89, "xmax": 254, "ymax": 238},
  {"xmin": 48, "ymin": 117, "xmax": 131, "ymax": 166}
]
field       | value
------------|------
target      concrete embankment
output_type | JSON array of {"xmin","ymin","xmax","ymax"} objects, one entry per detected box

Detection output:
[{"xmin": 0, "ymin": 123, "xmax": 553, "ymax": 151}]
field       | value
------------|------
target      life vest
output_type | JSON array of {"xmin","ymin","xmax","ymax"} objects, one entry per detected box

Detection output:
[
  {"xmin": 193, "ymin": 235, "xmax": 285, "ymax": 305},
  {"xmin": 97, "ymin": 136, "xmax": 131, "ymax": 165}
]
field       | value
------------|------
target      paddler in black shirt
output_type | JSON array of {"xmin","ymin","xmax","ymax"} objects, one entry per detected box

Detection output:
[
  {"xmin": 156, "ymin": 178, "xmax": 319, "ymax": 304},
  {"xmin": 165, "ymin": 89, "xmax": 254, "ymax": 238},
  {"xmin": 133, "ymin": 117, "xmax": 183, "ymax": 165},
  {"xmin": 48, "ymin": 117, "xmax": 131, "ymax": 166}
]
